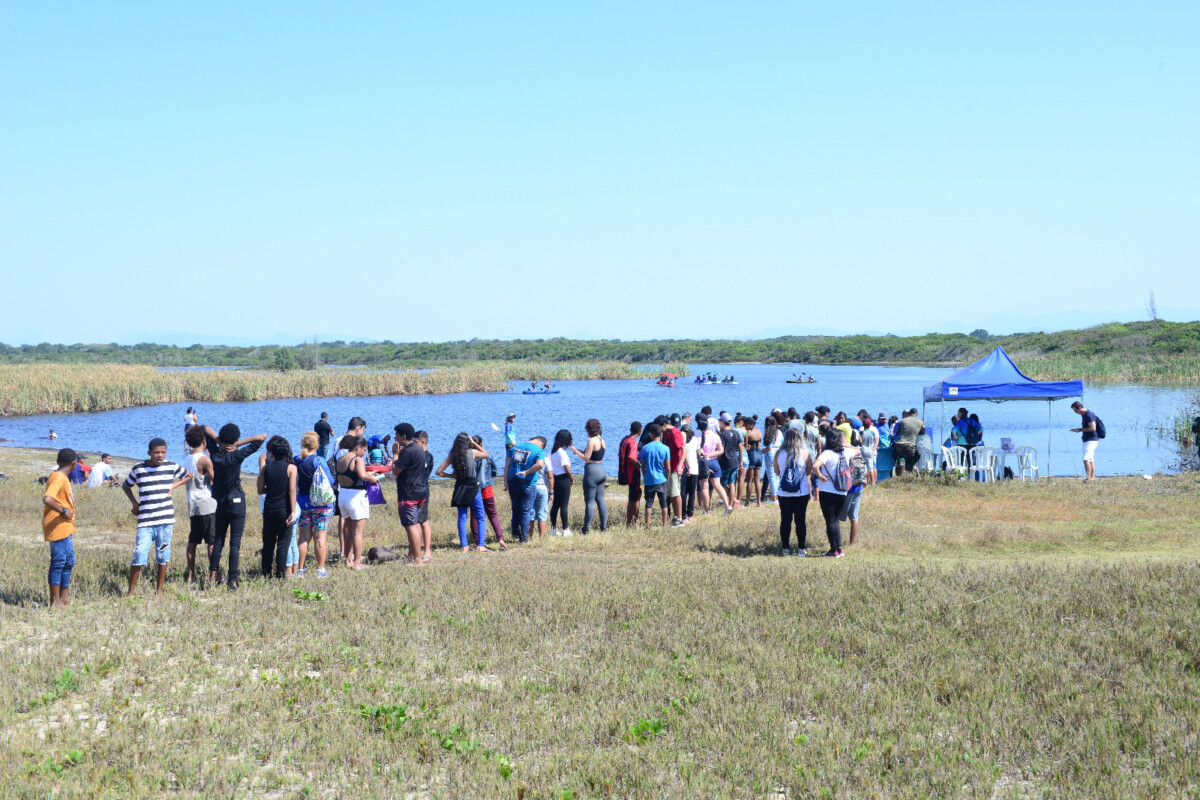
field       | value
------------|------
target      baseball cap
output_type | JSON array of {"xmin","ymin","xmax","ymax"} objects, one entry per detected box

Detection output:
[
  {"xmin": 719, "ymin": 412, "xmax": 733, "ymax": 423},
  {"xmin": 669, "ymin": 413, "xmax": 682, "ymax": 425}
]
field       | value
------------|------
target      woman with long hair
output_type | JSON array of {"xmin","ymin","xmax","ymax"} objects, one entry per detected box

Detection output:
[
  {"xmin": 570, "ymin": 418, "xmax": 608, "ymax": 533},
  {"xmin": 549, "ymin": 429, "xmax": 574, "ymax": 535},
  {"xmin": 760, "ymin": 414, "xmax": 782, "ymax": 503},
  {"xmin": 681, "ymin": 425, "xmax": 699, "ymax": 520},
  {"xmin": 256, "ymin": 435, "xmax": 298, "ymax": 579},
  {"xmin": 742, "ymin": 415, "xmax": 762, "ymax": 507},
  {"xmin": 813, "ymin": 428, "xmax": 848, "ymax": 558},
  {"xmin": 435, "ymin": 432, "xmax": 490, "ymax": 552},
  {"xmin": 335, "ymin": 435, "xmax": 379, "ymax": 569},
  {"xmin": 697, "ymin": 416, "xmax": 730, "ymax": 513},
  {"xmin": 470, "ymin": 435, "xmax": 507, "ymax": 550},
  {"xmin": 294, "ymin": 430, "xmax": 335, "ymax": 578},
  {"xmin": 774, "ymin": 428, "xmax": 812, "ymax": 555}
]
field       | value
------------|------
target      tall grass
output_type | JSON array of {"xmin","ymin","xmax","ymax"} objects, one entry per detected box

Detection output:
[
  {"xmin": 1018, "ymin": 353, "xmax": 1200, "ymax": 384},
  {"xmin": 0, "ymin": 362, "xmax": 690, "ymax": 417}
]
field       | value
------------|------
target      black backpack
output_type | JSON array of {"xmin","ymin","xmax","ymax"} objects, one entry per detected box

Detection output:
[{"xmin": 1094, "ymin": 416, "xmax": 1106, "ymax": 439}]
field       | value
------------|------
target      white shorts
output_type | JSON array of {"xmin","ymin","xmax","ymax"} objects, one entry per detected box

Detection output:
[
  {"xmin": 1082, "ymin": 440, "xmax": 1098, "ymax": 463},
  {"xmin": 338, "ymin": 487, "xmax": 370, "ymax": 520}
]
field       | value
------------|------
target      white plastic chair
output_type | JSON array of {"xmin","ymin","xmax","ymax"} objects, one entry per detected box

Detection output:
[
  {"xmin": 969, "ymin": 446, "xmax": 997, "ymax": 483},
  {"xmin": 942, "ymin": 445, "xmax": 968, "ymax": 474},
  {"xmin": 1015, "ymin": 446, "xmax": 1040, "ymax": 481},
  {"xmin": 916, "ymin": 435, "xmax": 936, "ymax": 472}
]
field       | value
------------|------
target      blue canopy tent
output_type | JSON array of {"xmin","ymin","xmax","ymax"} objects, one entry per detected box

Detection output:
[{"xmin": 922, "ymin": 347, "xmax": 1083, "ymax": 478}]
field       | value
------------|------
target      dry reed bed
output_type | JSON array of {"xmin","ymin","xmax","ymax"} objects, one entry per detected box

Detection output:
[
  {"xmin": 0, "ymin": 362, "xmax": 688, "ymax": 417},
  {"xmin": 1020, "ymin": 353, "xmax": 1200, "ymax": 384},
  {"xmin": 2, "ymin": 453, "xmax": 1199, "ymax": 798}
]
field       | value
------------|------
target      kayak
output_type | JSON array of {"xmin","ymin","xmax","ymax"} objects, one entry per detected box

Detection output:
[
  {"xmin": 523, "ymin": 390, "xmax": 560, "ymax": 395},
  {"xmin": 717, "ymin": 381, "xmax": 738, "ymax": 385},
  {"xmin": 786, "ymin": 379, "xmax": 818, "ymax": 384}
]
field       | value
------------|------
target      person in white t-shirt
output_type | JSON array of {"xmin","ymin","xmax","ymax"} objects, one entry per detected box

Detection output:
[
  {"xmin": 548, "ymin": 430, "xmax": 574, "ymax": 535},
  {"xmin": 86, "ymin": 454, "xmax": 119, "ymax": 487},
  {"xmin": 682, "ymin": 426, "xmax": 701, "ymax": 521}
]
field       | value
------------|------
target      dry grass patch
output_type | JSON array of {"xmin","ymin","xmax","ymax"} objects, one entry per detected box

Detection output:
[{"xmin": 2, "ymin": 449, "xmax": 1199, "ymax": 798}]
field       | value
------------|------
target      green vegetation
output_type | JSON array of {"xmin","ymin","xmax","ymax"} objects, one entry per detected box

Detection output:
[
  {"xmin": 0, "ymin": 362, "xmax": 689, "ymax": 417},
  {"xmin": 3, "ymin": 320, "xmax": 1199, "ymax": 382},
  {"xmin": 1, "ymin": 446, "xmax": 1199, "ymax": 798}
]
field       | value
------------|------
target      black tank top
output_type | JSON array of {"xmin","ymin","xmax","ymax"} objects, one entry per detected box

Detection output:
[
  {"xmin": 337, "ymin": 456, "xmax": 365, "ymax": 491},
  {"xmin": 262, "ymin": 460, "xmax": 291, "ymax": 514},
  {"xmin": 590, "ymin": 440, "xmax": 605, "ymax": 462}
]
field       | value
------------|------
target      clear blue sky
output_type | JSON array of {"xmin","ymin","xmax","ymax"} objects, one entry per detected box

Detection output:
[{"xmin": 3, "ymin": 2, "xmax": 1197, "ymax": 345}]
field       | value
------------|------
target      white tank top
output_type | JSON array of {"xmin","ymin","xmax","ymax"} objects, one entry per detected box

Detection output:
[{"xmin": 182, "ymin": 452, "xmax": 217, "ymax": 516}]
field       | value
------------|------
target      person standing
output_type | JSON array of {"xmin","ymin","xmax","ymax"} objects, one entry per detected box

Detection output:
[
  {"xmin": 697, "ymin": 415, "xmax": 730, "ymax": 513},
  {"xmin": 638, "ymin": 424, "xmax": 671, "ymax": 528},
  {"xmin": 314, "ymin": 412, "xmax": 334, "ymax": 460},
  {"xmin": 774, "ymin": 429, "xmax": 812, "ymax": 556},
  {"xmin": 436, "ymin": 432, "xmax": 490, "ymax": 552},
  {"xmin": 681, "ymin": 425, "xmax": 700, "ymax": 521},
  {"xmin": 42, "ymin": 448, "xmax": 79, "ymax": 609},
  {"xmin": 257, "ymin": 436, "xmax": 298, "ymax": 579},
  {"xmin": 506, "ymin": 435, "xmax": 548, "ymax": 542},
  {"xmin": 470, "ymin": 435, "xmax": 507, "ymax": 550},
  {"xmin": 760, "ymin": 415, "xmax": 782, "ymax": 503},
  {"xmin": 570, "ymin": 419, "xmax": 608, "ymax": 534},
  {"xmin": 391, "ymin": 424, "xmax": 428, "ymax": 564},
  {"xmin": 182, "ymin": 427, "xmax": 217, "ymax": 584},
  {"xmin": 716, "ymin": 413, "xmax": 742, "ymax": 512},
  {"xmin": 504, "ymin": 413, "xmax": 517, "ymax": 460},
  {"xmin": 662, "ymin": 414, "xmax": 686, "ymax": 527},
  {"xmin": 202, "ymin": 424, "xmax": 267, "ymax": 590},
  {"xmin": 617, "ymin": 421, "xmax": 642, "ymax": 526},
  {"xmin": 859, "ymin": 415, "xmax": 879, "ymax": 485},
  {"xmin": 295, "ymin": 431, "xmax": 335, "ymax": 578},
  {"xmin": 1070, "ymin": 401, "xmax": 1101, "ymax": 483},
  {"xmin": 892, "ymin": 409, "xmax": 925, "ymax": 474},
  {"xmin": 123, "ymin": 438, "xmax": 192, "ymax": 596},
  {"xmin": 335, "ymin": 435, "xmax": 379, "ymax": 570},
  {"xmin": 742, "ymin": 416, "xmax": 763, "ymax": 507},
  {"xmin": 548, "ymin": 430, "xmax": 575, "ymax": 536},
  {"xmin": 813, "ymin": 429, "xmax": 848, "ymax": 558}
]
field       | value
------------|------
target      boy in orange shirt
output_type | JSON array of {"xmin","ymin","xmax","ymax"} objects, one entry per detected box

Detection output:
[{"xmin": 42, "ymin": 448, "xmax": 78, "ymax": 610}]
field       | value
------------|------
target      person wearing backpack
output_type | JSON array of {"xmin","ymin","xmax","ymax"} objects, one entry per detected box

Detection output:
[
  {"xmin": 773, "ymin": 428, "xmax": 813, "ymax": 556},
  {"xmin": 617, "ymin": 421, "xmax": 643, "ymax": 526},
  {"xmin": 838, "ymin": 430, "xmax": 867, "ymax": 547},
  {"xmin": 812, "ymin": 428, "xmax": 849, "ymax": 558},
  {"xmin": 1070, "ymin": 401, "xmax": 1104, "ymax": 483},
  {"xmin": 295, "ymin": 430, "xmax": 336, "ymax": 578}
]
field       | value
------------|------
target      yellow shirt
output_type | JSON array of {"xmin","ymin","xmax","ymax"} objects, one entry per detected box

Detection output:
[
  {"xmin": 42, "ymin": 471, "xmax": 75, "ymax": 542},
  {"xmin": 836, "ymin": 423, "xmax": 854, "ymax": 446}
]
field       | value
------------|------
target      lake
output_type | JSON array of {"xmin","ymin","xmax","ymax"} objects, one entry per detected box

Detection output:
[{"xmin": 0, "ymin": 364, "xmax": 1188, "ymax": 477}]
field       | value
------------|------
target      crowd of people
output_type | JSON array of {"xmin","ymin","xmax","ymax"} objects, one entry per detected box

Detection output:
[{"xmin": 37, "ymin": 397, "xmax": 1105, "ymax": 607}]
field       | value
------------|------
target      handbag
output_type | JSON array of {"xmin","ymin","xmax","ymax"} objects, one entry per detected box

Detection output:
[
  {"xmin": 451, "ymin": 481, "xmax": 478, "ymax": 508},
  {"xmin": 308, "ymin": 456, "xmax": 336, "ymax": 506},
  {"xmin": 365, "ymin": 481, "xmax": 386, "ymax": 506}
]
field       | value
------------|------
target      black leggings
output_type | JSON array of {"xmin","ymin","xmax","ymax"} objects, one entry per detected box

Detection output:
[
  {"xmin": 261, "ymin": 509, "xmax": 291, "ymax": 579},
  {"xmin": 778, "ymin": 494, "xmax": 809, "ymax": 549},
  {"xmin": 683, "ymin": 474, "xmax": 697, "ymax": 518},
  {"xmin": 550, "ymin": 474, "xmax": 572, "ymax": 529},
  {"xmin": 818, "ymin": 492, "xmax": 845, "ymax": 551}
]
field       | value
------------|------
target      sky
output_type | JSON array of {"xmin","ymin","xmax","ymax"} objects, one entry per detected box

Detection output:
[{"xmin": 2, "ymin": 2, "xmax": 1198, "ymax": 346}]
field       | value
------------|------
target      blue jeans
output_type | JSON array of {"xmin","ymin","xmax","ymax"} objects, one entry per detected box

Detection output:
[
  {"xmin": 132, "ymin": 524, "xmax": 173, "ymax": 566},
  {"xmin": 508, "ymin": 482, "xmax": 534, "ymax": 542},
  {"xmin": 457, "ymin": 491, "xmax": 487, "ymax": 548},
  {"xmin": 48, "ymin": 536, "xmax": 76, "ymax": 588},
  {"xmin": 316, "ymin": 443, "xmax": 331, "ymax": 460}
]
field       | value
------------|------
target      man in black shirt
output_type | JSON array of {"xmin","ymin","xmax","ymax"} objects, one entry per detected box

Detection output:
[
  {"xmin": 392, "ymin": 423, "xmax": 427, "ymax": 565},
  {"xmin": 201, "ymin": 424, "xmax": 267, "ymax": 590},
  {"xmin": 314, "ymin": 413, "xmax": 334, "ymax": 459}
]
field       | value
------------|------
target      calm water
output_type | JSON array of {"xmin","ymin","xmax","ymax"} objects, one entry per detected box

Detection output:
[{"xmin": 1, "ymin": 364, "xmax": 1187, "ymax": 477}]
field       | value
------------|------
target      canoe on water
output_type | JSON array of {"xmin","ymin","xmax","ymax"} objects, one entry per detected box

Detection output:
[
  {"xmin": 786, "ymin": 379, "xmax": 818, "ymax": 384},
  {"xmin": 523, "ymin": 390, "xmax": 561, "ymax": 395}
]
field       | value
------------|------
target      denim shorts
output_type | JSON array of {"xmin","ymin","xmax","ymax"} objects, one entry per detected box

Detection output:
[
  {"xmin": 746, "ymin": 449, "xmax": 763, "ymax": 469},
  {"xmin": 48, "ymin": 536, "xmax": 76, "ymax": 588},
  {"xmin": 706, "ymin": 459, "xmax": 723, "ymax": 479},
  {"xmin": 838, "ymin": 490, "xmax": 862, "ymax": 522},
  {"xmin": 132, "ymin": 523, "xmax": 173, "ymax": 566},
  {"xmin": 533, "ymin": 484, "xmax": 549, "ymax": 522},
  {"xmin": 644, "ymin": 482, "xmax": 667, "ymax": 508}
]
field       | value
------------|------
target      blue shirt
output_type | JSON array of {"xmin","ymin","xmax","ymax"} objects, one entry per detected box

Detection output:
[
  {"xmin": 506, "ymin": 442, "xmax": 545, "ymax": 486},
  {"xmin": 638, "ymin": 440, "xmax": 670, "ymax": 486}
]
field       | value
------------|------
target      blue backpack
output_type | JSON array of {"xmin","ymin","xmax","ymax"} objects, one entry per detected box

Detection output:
[{"xmin": 779, "ymin": 455, "xmax": 805, "ymax": 493}]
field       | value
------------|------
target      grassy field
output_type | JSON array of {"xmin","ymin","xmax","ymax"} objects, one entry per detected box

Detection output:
[
  {"xmin": 0, "ymin": 362, "xmax": 690, "ymax": 417},
  {"xmin": 2, "ymin": 447, "xmax": 1199, "ymax": 799}
]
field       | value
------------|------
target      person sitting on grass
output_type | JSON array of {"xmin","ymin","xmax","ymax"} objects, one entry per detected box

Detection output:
[
  {"xmin": 123, "ymin": 438, "xmax": 191, "ymax": 597},
  {"xmin": 42, "ymin": 448, "xmax": 78, "ymax": 610},
  {"xmin": 86, "ymin": 453, "xmax": 119, "ymax": 488}
]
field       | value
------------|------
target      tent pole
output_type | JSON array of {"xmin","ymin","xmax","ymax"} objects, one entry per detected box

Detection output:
[
  {"xmin": 941, "ymin": 398, "xmax": 946, "ymax": 453},
  {"xmin": 1047, "ymin": 400, "xmax": 1051, "ymax": 483}
]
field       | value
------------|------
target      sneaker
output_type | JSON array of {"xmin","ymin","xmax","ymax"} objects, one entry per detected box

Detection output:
[
  {"xmin": 296, "ymin": 568, "xmax": 306, "ymax": 578},
  {"xmin": 316, "ymin": 569, "xmax": 329, "ymax": 579},
  {"xmin": 550, "ymin": 529, "xmax": 563, "ymax": 537},
  {"xmin": 835, "ymin": 549, "xmax": 845, "ymax": 558},
  {"xmin": 781, "ymin": 548, "xmax": 791, "ymax": 557},
  {"xmin": 796, "ymin": 548, "xmax": 807, "ymax": 557},
  {"xmin": 671, "ymin": 518, "xmax": 685, "ymax": 528},
  {"xmin": 561, "ymin": 528, "xmax": 573, "ymax": 537},
  {"xmin": 722, "ymin": 508, "xmax": 734, "ymax": 517},
  {"xmin": 823, "ymin": 550, "xmax": 838, "ymax": 558}
]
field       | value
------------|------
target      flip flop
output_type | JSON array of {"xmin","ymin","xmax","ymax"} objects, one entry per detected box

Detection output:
[{"xmin": 422, "ymin": 556, "xmax": 432, "ymax": 563}]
